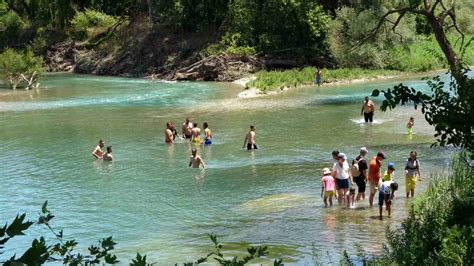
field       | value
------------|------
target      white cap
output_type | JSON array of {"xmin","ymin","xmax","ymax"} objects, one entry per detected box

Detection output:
[{"xmin": 360, "ymin": 147, "xmax": 368, "ymax": 153}]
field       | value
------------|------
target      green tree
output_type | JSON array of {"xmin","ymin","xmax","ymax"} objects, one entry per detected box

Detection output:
[
  {"xmin": 0, "ymin": 48, "xmax": 43, "ymax": 90},
  {"xmin": 368, "ymin": 0, "xmax": 474, "ymax": 152}
]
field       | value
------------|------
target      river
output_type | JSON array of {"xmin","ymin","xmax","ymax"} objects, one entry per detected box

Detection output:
[{"xmin": 0, "ymin": 73, "xmax": 454, "ymax": 264}]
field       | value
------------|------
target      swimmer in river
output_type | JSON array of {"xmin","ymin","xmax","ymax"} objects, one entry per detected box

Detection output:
[
  {"xmin": 242, "ymin": 125, "xmax": 257, "ymax": 150},
  {"xmin": 102, "ymin": 146, "xmax": 113, "ymax": 161},
  {"xmin": 182, "ymin": 117, "xmax": 193, "ymax": 139},
  {"xmin": 165, "ymin": 122, "xmax": 174, "ymax": 144},
  {"xmin": 191, "ymin": 122, "xmax": 202, "ymax": 145},
  {"xmin": 203, "ymin": 122, "xmax": 212, "ymax": 145},
  {"xmin": 189, "ymin": 148, "xmax": 205, "ymax": 168},
  {"xmin": 92, "ymin": 140, "xmax": 105, "ymax": 159}
]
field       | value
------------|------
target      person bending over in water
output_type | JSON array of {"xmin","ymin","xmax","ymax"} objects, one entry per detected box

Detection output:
[
  {"xmin": 189, "ymin": 148, "xmax": 205, "ymax": 168},
  {"xmin": 379, "ymin": 181, "xmax": 398, "ymax": 218},
  {"xmin": 203, "ymin": 122, "xmax": 212, "ymax": 145},
  {"xmin": 242, "ymin": 125, "xmax": 257, "ymax": 150},
  {"xmin": 191, "ymin": 122, "xmax": 202, "ymax": 145},
  {"xmin": 103, "ymin": 146, "xmax": 113, "ymax": 161},
  {"xmin": 165, "ymin": 122, "xmax": 174, "ymax": 144},
  {"xmin": 92, "ymin": 140, "xmax": 105, "ymax": 159},
  {"xmin": 182, "ymin": 117, "xmax": 193, "ymax": 139},
  {"xmin": 361, "ymin": 96, "xmax": 375, "ymax": 123}
]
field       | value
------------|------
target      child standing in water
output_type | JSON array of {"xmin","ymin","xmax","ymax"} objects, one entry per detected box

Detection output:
[
  {"xmin": 406, "ymin": 117, "xmax": 414, "ymax": 139},
  {"xmin": 346, "ymin": 188, "xmax": 356, "ymax": 208},
  {"xmin": 321, "ymin": 168, "xmax": 335, "ymax": 207},
  {"xmin": 382, "ymin": 162, "xmax": 395, "ymax": 181}
]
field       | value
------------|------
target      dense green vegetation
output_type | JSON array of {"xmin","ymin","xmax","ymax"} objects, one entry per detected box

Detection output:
[{"xmin": 0, "ymin": 0, "xmax": 472, "ymax": 80}]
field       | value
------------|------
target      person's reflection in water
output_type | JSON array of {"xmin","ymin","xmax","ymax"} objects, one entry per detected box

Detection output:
[
  {"xmin": 323, "ymin": 212, "xmax": 336, "ymax": 248},
  {"xmin": 250, "ymin": 150, "xmax": 258, "ymax": 176},
  {"xmin": 193, "ymin": 169, "xmax": 206, "ymax": 188},
  {"xmin": 166, "ymin": 143, "xmax": 175, "ymax": 164}
]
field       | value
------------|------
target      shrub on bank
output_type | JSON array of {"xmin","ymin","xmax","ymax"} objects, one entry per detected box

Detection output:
[{"xmin": 70, "ymin": 9, "xmax": 117, "ymax": 40}]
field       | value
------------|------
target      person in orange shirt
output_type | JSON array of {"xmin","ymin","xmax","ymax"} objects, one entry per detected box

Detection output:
[{"xmin": 368, "ymin": 151, "xmax": 386, "ymax": 206}]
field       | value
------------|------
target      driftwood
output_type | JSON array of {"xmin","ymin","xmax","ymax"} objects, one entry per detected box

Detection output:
[
  {"xmin": 171, "ymin": 55, "xmax": 263, "ymax": 81},
  {"xmin": 20, "ymin": 71, "xmax": 40, "ymax": 90}
]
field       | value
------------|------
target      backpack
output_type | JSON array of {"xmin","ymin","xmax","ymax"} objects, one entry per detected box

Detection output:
[{"xmin": 350, "ymin": 157, "xmax": 361, "ymax": 177}]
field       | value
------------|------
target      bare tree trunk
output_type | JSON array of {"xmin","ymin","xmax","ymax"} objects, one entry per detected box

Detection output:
[
  {"xmin": 146, "ymin": 0, "xmax": 154, "ymax": 24},
  {"xmin": 422, "ymin": 9, "xmax": 461, "ymax": 74}
]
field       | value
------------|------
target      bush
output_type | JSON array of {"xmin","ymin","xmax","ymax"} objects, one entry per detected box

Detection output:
[
  {"xmin": 0, "ymin": 11, "xmax": 25, "ymax": 49},
  {"xmin": 0, "ymin": 48, "xmax": 43, "ymax": 89},
  {"xmin": 70, "ymin": 9, "xmax": 117, "ymax": 40}
]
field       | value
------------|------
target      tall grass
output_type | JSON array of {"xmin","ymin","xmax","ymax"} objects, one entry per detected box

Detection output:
[
  {"xmin": 248, "ymin": 67, "xmax": 401, "ymax": 91},
  {"xmin": 388, "ymin": 34, "xmax": 474, "ymax": 72}
]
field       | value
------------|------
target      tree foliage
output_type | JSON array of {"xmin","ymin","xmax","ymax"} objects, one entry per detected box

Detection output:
[
  {"xmin": 0, "ymin": 48, "xmax": 43, "ymax": 89},
  {"xmin": 367, "ymin": 0, "xmax": 474, "ymax": 153}
]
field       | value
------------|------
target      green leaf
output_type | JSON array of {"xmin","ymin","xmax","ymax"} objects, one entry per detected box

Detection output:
[
  {"xmin": 15, "ymin": 237, "xmax": 49, "ymax": 265},
  {"xmin": 6, "ymin": 213, "xmax": 34, "ymax": 237},
  {"xmin": 41, "ymin": 201, "xmax": 48, "ymax": 214},
  {"xmin": 371, "ymin": 89, "xmax": 380, "ymax": 97}
]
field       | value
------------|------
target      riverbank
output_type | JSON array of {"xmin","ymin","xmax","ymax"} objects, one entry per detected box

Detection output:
[{"xmin": 236, "ymin": 67, "xmax": 448, "ymax": 98}]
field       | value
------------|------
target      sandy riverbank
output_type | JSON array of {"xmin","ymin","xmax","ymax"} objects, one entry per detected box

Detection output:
[{"xmin": 235, "ymin": 69, "xmax": 449, "ymax": 98}]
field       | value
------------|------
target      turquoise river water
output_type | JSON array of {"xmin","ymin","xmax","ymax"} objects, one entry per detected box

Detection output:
[{"xmin": 0, "ymin": 73, "xmax": 455, "ymax": 264}]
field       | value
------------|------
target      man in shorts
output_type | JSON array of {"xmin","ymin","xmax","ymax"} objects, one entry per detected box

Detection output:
[
  {"xmin": 361, "ymin": 96, "xmax": 375, "ymax": 123},
  {"xmin": 242, "ymin": 125, "xmax": 257, "ymax": 150},
  {"xmin": 352, "ymin": 147, "xmax": 368, "ymax": 201},
  {"xmin": 368, "ymin": 151, "xmax": 385, "ymax": 206}
]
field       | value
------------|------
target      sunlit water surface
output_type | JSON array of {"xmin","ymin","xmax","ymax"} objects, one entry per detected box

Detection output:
[{"xmin": 0, "ymin": 73, "xmax": 456, "ymax": 264}]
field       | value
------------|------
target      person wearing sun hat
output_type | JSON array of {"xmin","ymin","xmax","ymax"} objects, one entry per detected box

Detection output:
[
  {"xmin": 368, "ymin": 151, "xmax": 386, "ymax": 206},
  {"xmin": 382, "ymin": 162, "xmax": 395, "ymax": 182},
  {"xmin": 321, "ymin": 167, "xmax": 335, "ymax": 207}
]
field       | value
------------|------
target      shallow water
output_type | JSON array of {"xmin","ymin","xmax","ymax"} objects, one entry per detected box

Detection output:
[{"xmin": 0, "ymin": 73, "xmax": 454, "ymax": 264}]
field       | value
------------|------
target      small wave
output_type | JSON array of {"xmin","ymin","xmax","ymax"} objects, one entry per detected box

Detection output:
[{"xmin": 350, "ymin": 118, "xmax": 388, "ymax": 125}]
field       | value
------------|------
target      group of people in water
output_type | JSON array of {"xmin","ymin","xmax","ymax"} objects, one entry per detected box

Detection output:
[
  {"xmin": 91, "ymin": 95, "xmax": 421, "ymax": 218},
  {"xmin": 322, "ymin": 148, "xmax": 422, "ymax": 218}
]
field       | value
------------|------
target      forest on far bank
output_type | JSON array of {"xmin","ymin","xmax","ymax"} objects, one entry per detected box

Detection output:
[{"xmin": 0, "ymin": 0, "xmax": 473, "ymax": 78}]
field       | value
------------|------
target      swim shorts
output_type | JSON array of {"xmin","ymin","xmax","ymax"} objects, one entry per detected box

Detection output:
[
  {"xmin": 336, "ymin": 178, "xmax": 349, "ymax": 189},
  {"xmin": 369, "ymin": 180, "xmax": 379, "ymax": 194},
  {"xmin": 324, "ymin": 191, "xmax": 334, "ymax": 198},
  {"xmin": 406, "ymin": 176, "xmax": 417, "ymax": 192},
  {"xmin": 247, "ymin": 143, "xmax": 258, "ymax": 150},
  {"xmin": 364, "ymin": 112, "xmax": 374, "ymax": 123},
  {"xmin": 354, "ymin": 175, "xmax": 366, "ymax": 193},
  {"xmin": 378, "ymin": 192, "xmax": 390, "ymax": 206},
  {"xmin": 204, "ymin": 139, "xmax": 212, "ymax": 145}
]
